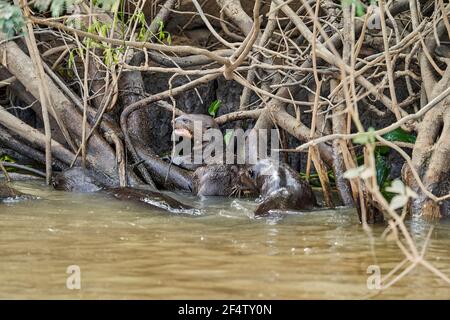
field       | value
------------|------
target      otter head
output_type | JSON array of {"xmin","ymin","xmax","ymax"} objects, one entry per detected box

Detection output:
[
  {"xmin": 52, "ymin": 167, "xmax": 103, "ymax": 193},
  {"xmin": 238, "ymin": 159, "xmax": 279, "ymax": 194},
  {"xmin": 173, "ymin": 114, "xmax": 219, "ymax": 140}
]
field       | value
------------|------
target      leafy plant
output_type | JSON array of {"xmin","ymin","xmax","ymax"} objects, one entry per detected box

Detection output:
[
  {"xmin": 352, "ymin": 127, "xmax": 417, "ymax": 201},
  {"xmin": 33, "ymin": 0, "xmax": 118, "ymax": 18},
  {"xmin": 300, "ymin": 170, "xmax": 336, "ymax": 188},
  {"xmin": 353, "ymin": 127, "xmax": 376, "ymax": 145},
  {"xmin": 156, "ymin": 19, "xmax": 171, "ymax": 44},
  {"xmin": 0, "ymin": 154, "xmax": 17, "ymax": 172},
  {"xmin": 208, "ymin": 100, "xmax": 222, "ymax": 118},
  {"xmin": 0, "ymin": 1, "xmax": 24, "ymax": 37},
  {"xmin": 341, "ymin": 0, "xmax": 366, "ymax": 17},
  {"xmin": 34, "ymin": 0, "xmax": 78, "ymax": 17},
  {"xmin": 136, "ymin": 11, "xmax": 149, "ymax": 42},
  {"xmin": 0, "ymin": 154, "xmax": 15, "ymax": 163},
  {"xmin": 383, "ymin": 128, "xmax": 416, "ymax": 144},
  {"xmin": 67, "ymin": 46, "xmax": 85, "ymax": 67},
  {"xmin": 0, "ymin": 0, "xmax": 120, "ymax": 38},
  {"xmin": 377, "ymin": 128, "xmax": 416, "ymax": 155},
  {"xmin": 375, "ymin": 152, "xmax": 390, "ymax": 187},
  {"xmin": 67, "ymin": 19, "xmax": 123, "ymax": 66}
]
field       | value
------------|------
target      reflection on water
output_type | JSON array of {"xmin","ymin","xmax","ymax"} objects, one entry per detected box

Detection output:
[{"xmin": 0, "ymin": 180, "xmax": 449, "ymax": 299}]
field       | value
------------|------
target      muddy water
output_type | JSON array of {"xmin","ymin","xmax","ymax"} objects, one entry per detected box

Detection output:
[{"xmin": 0, "ymin": 180, "xmax": 449, "ymax": 299}]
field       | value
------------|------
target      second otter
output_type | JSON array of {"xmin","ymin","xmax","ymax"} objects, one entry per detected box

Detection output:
[
  {"xmin": 53, "ymin": 167, "xmax": 202, "ymax": 215},
  {"xmin": 192, "ymin": 164, "xmax": 256, "ymax": 197},
  {"xmin": 240, "ymin": 159, "xmax": 317, "ymax": 216}
]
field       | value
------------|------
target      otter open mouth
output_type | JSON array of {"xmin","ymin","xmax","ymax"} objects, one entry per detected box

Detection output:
[{"xmin": 173, "ymin": 128, "xmax": 193, "ymax": 139}]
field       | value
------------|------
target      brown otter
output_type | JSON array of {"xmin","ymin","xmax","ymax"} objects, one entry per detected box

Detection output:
[
  {"xmin": 53, "ymin": 167, "xmax": 202, "ymax": 215},
  {"xmin": 171, "ymin": 114, "xmax": 255, "ymax": 197},
  {"xmin": 52, "ymin": 167, "xmax": 103, "ymax": 193},
  {"xmin": 173, "ymin": 114, "xmax": 219, "ymax": 140},
  {"xmin": 239, "ymin": 158, "xmax": 317, "ymax": 216},
  {"xmin": 192, "ymin": 164, "xmax": 256, "ymax": 197},
  {"xmin": 172, "ymin": 113, "xmax": 221, "ymax": 170}
]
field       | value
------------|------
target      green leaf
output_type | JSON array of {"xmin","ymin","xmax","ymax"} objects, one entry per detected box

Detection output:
[
  {"xmin": 34, "ymin": 0, "xmax": 52, "ymax": 12},
  {"xmin": 380, "ymin": 180, "xmax": 395, "ymax": 201},
  {"xmin": 157, "ymin": 19, "xmax": 164, "ymax": 33},
  {"xmin": 137, "ymin": 28, "xmax": 147, "ymax": 42},
  {"xmin": 375, "ymin": 153, "xmax": 390, "ymax": 186},
  {"xmin": 376, "ymin": 128, "xmax": 416, "ymax": 155},
  {"xmin": 208, "ymin": 100, "xmax": 222, "ymax": 118},
  {"xmin": 50, "ymin": 0, "xmax": 66, "ymax": 17},
  {"xmin": 87, "ymin": 21, "xmax": 97, "ymax": 34},
  {"xmin": 341, "ymin": 0, "xmax": 365, "ymax": 17},
  {"xmin": 355, "ymin": 2, "xmax": 365, "ymax": 17},
  {"xmin": 0, "ymin": 1, "xmax": 24, "ymax": 37},
  {"xmin": 353, "ymin": 127, "xmax": 376, "ymax": 145},
  {"xmin": 0, "ymin": 154, "xmax": 15, "ymax": 163},
  {"xmin": 382, "ymin": 128, "xmax": 416, "ymax": 144},
  {"xmin": 137, "ymin": 12, "xmax": 146, "ymax": 27},
  {"xmin": 376, "ymin": 145, "xmax": 390, "ymax": 156},
  {"xmin": 68, "ymin": 49, "xmax": 75, "ymax": 68},
  {"xmin": 100, "ymin": 24, "xmax": 109, "ymax": 38}
]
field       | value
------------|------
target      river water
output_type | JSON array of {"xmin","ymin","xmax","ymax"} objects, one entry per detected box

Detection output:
[{"xmin": 0, "ymin": 180, "xmax": 449, "ymax": 299}]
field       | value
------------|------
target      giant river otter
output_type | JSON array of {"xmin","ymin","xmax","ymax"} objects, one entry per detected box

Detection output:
[
  {"xmin": 173, "ymin": 114, "xmax": 317, "ymax": 213},
  {"xmin": 239, "ymin": 158, "xmax": 317, "ymax": 216},
  {"xmin": 192, "ymin": 164, "xmax": 256, "ymax": 197},
  {"xmin": 53, "ymin": 167, "xmax": 202, "ymax": 215},
  {"xmin": 172, "ymin": 113, "xmax": 221, "ymax": 170}
]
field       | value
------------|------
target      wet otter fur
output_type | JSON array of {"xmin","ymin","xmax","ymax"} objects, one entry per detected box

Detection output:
[
  {"xmin": 240, "ymin": 159, "xmax": 317, "ymax": 216},
  {"xmin": 52, "ymin": 167, "xmax": 103, "ymax": 193},
  {"xmin": 53, "ymin": 167, "xmax": 201, "ymax": 215},
  {"xmin": 192, "ymin": 164, "xmax": 256, "ymax": 197}
]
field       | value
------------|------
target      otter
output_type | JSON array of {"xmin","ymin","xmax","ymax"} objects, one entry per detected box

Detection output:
[
  {"xmin": 171, "ymin": 114, "xmax": 254, "ymax": 197},
  {"xmin": 52, "ymin": 167, "xmax": 201, "ymax": 215},
  {"xmin": 52, "ymin": 167, "xmax": 103, "ymax": 193},
  {"xmin": 172, "ymin": 113, "xmax": 221, "ymax": 170},
  {"xmin": 239, "ymin": 158, "xmax": 317, "ymax": 216},
  {"xmin": 192, "ymin": 164, "xmax": 256, "ymax": 197}
]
